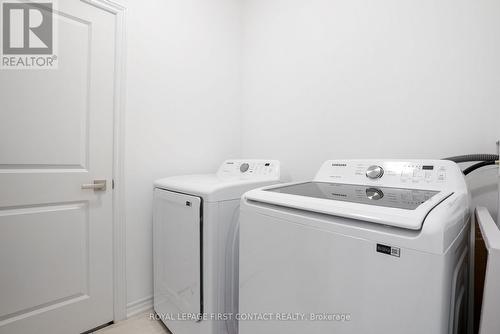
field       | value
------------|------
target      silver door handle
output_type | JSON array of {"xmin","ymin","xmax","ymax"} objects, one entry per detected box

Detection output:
[{"xmin": 81, "ymin": 180, "xmax": 107, "ymax": 191}]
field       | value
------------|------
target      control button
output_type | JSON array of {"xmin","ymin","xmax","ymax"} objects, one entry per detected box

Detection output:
[
  {"xmin": 413, "ymin": 169, "xmax": 424, "ymax": 178},
  {"xmin": 401, "ymin": 167, "xmax": 411, "ymax": 178},
  {"xmin": 240, "ymin": 163, "xmax": 250, "ymax": 173},
  {"xmin": 366, "ymin": 165, "xmax": 384, "ymax": 179},
  {"xmin": 366, "ymin": 188, "xmax": 384, "ymax": 200}
]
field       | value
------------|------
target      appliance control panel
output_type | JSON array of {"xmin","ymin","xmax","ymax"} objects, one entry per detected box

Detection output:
[
  {"xmin": 314, "ymin": 160, "xmax": 464, "ymax": 190},
  {"xmin": 217, "ymin": 160, "xmax": 280, "ymax": 179}
]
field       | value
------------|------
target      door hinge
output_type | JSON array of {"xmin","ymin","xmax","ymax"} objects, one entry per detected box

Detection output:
[{"xmin": 112, "ymin": 179, "xmax": 115, "ymax": 189}]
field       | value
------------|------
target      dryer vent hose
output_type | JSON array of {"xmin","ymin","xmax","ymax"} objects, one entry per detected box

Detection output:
[
  {"xmin": 463, "ymin": 160, "xmax": 499, "ymax": 175},
  {"xmin": 443, "ymin": 154, "xmax": 499, "ymax": 163}
]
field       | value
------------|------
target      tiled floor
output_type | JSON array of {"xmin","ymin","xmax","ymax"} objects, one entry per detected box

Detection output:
[{"xmin": 94, "ymin": 312, "xmax": 171, "ymax": 334}]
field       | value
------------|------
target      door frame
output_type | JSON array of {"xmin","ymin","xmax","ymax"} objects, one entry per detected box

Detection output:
[{"xmin": 81, "ymin": 0, "xmax": 127, "ymax": 322}]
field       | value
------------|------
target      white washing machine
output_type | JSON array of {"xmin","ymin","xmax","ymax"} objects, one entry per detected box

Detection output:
[
  {"xmin": 153, "ymin": 159, "xmax": 280, "ymax": 334},
  {"xmin": 239, "ymin": 159, "xmax": 470, "ymax": 334}
]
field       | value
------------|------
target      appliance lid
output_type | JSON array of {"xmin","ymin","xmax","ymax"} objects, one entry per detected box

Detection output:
[
  {"xmin": 266, "ymin": 182, "xmax": 439, "ymax": 210},
  {"xmin": 154, "ymin": 159, "xmax": 281, "ymax": 202},
  {"xmin": 244, "ymin": 182, "xmax": 453, "ymax": 230},
  {"xmin": 154, "ymin": 174, "xmax": 280, "ymax": 202}
]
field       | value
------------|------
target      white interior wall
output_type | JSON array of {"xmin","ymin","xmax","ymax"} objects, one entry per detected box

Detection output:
[
  {"xmin": 122, "ymin": 0, "xmax": 242, "ymax": 310},
  {"xmin": 120, "ymin": 0, "xmax": 500, "ymax": 310},
  {"xmin": 241, "ymin": 0, "xmax": 500, "ymax": 211}
]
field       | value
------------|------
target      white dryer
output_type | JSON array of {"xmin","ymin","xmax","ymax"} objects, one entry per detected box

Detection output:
[
  {"xmin": 239, "ymin": 159, "xmax": 470, "ymax": 334},
  {"xmin": 153, "ymin": 159, "xmax": 280, "ymax": 334}
]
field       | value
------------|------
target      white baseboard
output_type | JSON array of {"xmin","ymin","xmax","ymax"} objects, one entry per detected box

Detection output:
[{"xmin": 126, "ymin": 295, "xmax": 153, "ymax": 318}]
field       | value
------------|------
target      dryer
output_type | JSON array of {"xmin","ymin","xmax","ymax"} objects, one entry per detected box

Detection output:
[
  {"xmin": 238, "ymin": 159, "xmax": 470, "ymax": 334},
  {"xmin": 153, "ymin": 159, "xmax": 280, "ymax": 334}
]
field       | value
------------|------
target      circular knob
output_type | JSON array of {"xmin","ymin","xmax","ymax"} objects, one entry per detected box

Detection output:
[
  {"xmin": 240, "ymin": 163, "xmax": 249, "ymax": 173},
  {"xmin": 366, "ymin": 188, "xmax": 384, "ymax": 200},
  {"xmin": 366, "ymin": 165, "xmax": 384, "ymax": 179}
]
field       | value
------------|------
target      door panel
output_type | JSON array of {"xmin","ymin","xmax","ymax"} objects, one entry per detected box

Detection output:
[
  {"xmin": 0, "ymin": 203, "xmax": 88, "ymax": 320},
  {"xmin": 0, "ymin": 13, "xmax": 90, "ymax": 167},
  {"xmin": 154, "ymin": 189, "xmax": 202, "ymax": 317},
  {"xmin": 0, "ymin": 1, "xmax": 117, "ymax": 333}
]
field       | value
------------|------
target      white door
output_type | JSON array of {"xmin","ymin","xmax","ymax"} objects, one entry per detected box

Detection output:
[{"xmin": 0, "ymin": 1, "xmax": 117, "ymax": 333}]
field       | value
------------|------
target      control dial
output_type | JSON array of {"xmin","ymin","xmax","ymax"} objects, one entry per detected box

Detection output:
[
  {"xmin": 240, "ymin": 163, "xmax": 250, "ymax": 173},
  {"xmin": 366, "ymin": 188, "xmax": 384, "ymax": 200},
  {"xmin": 366, "ymin": 165, "xmax": 384, "ymax": 179}
]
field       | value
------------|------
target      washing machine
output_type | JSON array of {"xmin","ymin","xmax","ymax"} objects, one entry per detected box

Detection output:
[
  {"xmin": 238, "ymin": 159, "xmax": 470, "ymax": 334},
  {"xmin": 153, "ymin": 159, "xmax": 280, "ymax": 334}
]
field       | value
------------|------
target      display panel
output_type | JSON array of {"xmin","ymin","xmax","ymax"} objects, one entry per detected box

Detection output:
[{"xmin": 266, "ymin": 182, "xmax": 439, "ymax": 210}]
